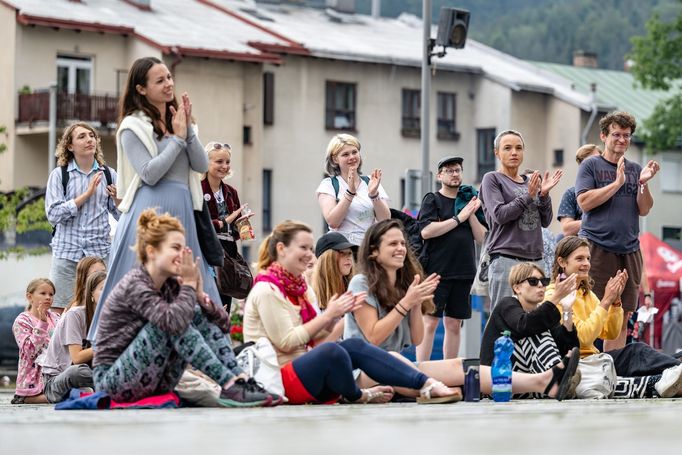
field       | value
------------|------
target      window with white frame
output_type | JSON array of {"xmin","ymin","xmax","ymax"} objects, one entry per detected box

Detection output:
[
  {"xmin": 57, "ymin": 55, "xmax": 93, "ymax": 94},
  {"xmin": 661, "ymin": 152, "xmax": 682, "ymax": 192}
]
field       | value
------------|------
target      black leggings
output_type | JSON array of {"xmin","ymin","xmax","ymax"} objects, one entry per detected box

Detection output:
[{"xmin": 292, "ymin": 338, "xmax": 428, "ymax": 402}]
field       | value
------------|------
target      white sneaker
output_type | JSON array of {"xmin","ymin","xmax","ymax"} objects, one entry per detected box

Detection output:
[{"xmin": 655, "ymin": 363, "xmax": 682, "ymax": 398}]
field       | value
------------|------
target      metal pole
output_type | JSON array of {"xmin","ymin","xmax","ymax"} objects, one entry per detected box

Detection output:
[
  {"xmin": 48, "ymin": 83, "xmax": 57, "ymax": 173},
  {"xmin": 420, "ymin": 0, "xmax": 431, "ymax": 197},
  {"xmin": 371, "ymin": 0, "xmax": 381, "ymax": 18}
]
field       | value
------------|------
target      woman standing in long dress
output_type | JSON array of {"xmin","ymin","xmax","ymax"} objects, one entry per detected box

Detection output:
[{"xmin": 88, "ymin": 56, "xmax": 219, "ymax": 342}]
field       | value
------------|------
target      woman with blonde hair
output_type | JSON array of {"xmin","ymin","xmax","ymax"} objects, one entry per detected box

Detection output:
[
  {"xmin": 316, "ymin": 134, "xmax": 390, "ymax": 246},
  {"xmin": 46, "ymin": 122, "xmax": 120, "ymax": 314},
  {"xmin": 244, "ymin": 220, "xmax": 461, "ymax": 404},
  {"xmin": 93, "ymin": 208, "xmax": 274, "ymax": 406}
]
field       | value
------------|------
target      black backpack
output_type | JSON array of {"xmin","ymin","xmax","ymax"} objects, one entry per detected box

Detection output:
[
  {"xmin": 389, "ymin": 192, "xmax": 443, "ymax": 264},
  {"xmin": 51, "ymin": 164, "xmax": 113, "ymax": 236}
]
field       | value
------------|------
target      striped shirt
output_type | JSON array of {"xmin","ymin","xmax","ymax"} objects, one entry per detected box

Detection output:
[{"xmin": 45, "ymin": 160, "xmax": 120, "ymax": 261}]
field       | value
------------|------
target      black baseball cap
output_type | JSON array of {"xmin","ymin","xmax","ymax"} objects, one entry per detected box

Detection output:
[
  {"xmin": 437, "ymin": 156, "xmax": 464, "ymax": 170},
  {"xmin": 315, "ymin": 232, "xmax": 355, "ymax": 257}
]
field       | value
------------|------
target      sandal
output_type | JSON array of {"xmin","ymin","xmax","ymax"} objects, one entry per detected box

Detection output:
[
  {"xmin": 416, "ymin": 381, "xmax": 462, "ymax": 404},
  {"xmin": 355, "ymin": 385, "xmax": 394, "ymax": 404},
  {"xmin": 543, "ymin": 347, "xmax": 580, "ymax": 401}
]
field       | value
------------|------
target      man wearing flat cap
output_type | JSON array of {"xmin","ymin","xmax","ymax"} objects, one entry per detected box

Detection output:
[{"xmin": 415, "ymin": 156, "xmax": 487, "ymax": 361}]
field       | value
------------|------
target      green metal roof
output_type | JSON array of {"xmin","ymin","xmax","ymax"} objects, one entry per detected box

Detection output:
[{"xmin": 532, "ymin": 61, "xmax": 674, "ymax": 123}]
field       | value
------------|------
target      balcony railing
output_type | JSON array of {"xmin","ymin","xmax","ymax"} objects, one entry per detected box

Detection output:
[{"xmin": 17, "ymin": 91, "xmax": 119, "ymax": 127}]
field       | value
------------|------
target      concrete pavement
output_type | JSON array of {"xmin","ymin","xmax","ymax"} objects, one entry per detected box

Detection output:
[{"xmin": 1, "ymin": 391, "xmax": 679, "ymax": 455}]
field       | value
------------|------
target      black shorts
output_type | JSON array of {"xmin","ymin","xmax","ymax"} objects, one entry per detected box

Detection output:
[{"xmin": 429, "ymin": 278, "xmax": 473, "ymax": 319}]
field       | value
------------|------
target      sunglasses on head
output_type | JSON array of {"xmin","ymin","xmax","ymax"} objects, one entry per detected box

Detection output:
[
  {"xmin": 208, "ymin": 142, "xmax": 231, "ymax": 151},
  {"xmin": 519, "ymin": 277, "xmax": 551, "ymax": 287}
]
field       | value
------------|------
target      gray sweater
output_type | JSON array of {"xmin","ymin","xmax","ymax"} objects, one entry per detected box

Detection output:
[
  {"xmin": 479, "ymin": 172, "xmax": 552, "ymax": 261},
  {"xmin": 120, "ymin": 127, "xmax": 208, "ymax": 186}
]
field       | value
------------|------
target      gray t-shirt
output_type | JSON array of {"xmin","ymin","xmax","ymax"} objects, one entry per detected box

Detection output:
[
  {"xmin": 344, "ymin": 274, "xmax": 412, "ymax": 352},
  {"xmin": 479, "ymin": 171, "xmax": 552, "ymax": 260},
  {"xmin": 575, "ymin": 155, "xmax": 642, "ymax": 254},
  {"xmin": 39, "ymin": 306, "xmax": 86, "ymax": 376}
]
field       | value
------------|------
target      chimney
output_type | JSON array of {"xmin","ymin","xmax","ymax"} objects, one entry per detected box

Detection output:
[
  {"xmin": 371, "ymin": 0, "xmax": 381, "ymax": 18},
  {"xmin": 573, "ymin": 50, "xmax": 598, "ymax": 68},
  {"xmin": 326, "ymin": 0, "xmax": 355, "ymax": 14}
]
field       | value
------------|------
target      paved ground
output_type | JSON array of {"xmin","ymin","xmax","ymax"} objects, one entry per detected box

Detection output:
[{"xmin": 0, "ymin": 390, "xmax": 679, "ymax": 455}]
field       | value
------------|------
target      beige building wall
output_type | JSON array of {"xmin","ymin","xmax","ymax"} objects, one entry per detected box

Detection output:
[
  {"xmin": 0, "ymin": 5, "xmax": 17, "ymax": 191},
  {"xmin": 262, "ymin": 57, "xmax": 505, "ymax": 237}
]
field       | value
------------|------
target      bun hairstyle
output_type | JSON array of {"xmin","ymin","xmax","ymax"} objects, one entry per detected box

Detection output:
[
  {"xmin": 256, "ymin": 220, "xmax": 312, "ymax": 272},
  {"xmin": 134, "ymin": 208, "xmax": 185, "ymax": 263},
  {"xmin": 358, "ymin": 219, "xmax": 435, "ymax": 314},
  {"xmin": 25, "ymin": 278, "xmax": 56, "ymax": 310}
]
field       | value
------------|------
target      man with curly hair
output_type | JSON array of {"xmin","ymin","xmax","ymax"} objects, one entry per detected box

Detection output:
[
  {"xmin": 45, "ymin": 122, "xmax": 120, "ymax": 313},
  {"xmin": 576, "ymin": 111, "xmax": 661, "ymax": 350}
]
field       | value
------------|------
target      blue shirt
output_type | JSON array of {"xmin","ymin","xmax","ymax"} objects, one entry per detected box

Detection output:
[{"xmin": 45, "ymin": 160, "xmax": 120, "ymax": 261}]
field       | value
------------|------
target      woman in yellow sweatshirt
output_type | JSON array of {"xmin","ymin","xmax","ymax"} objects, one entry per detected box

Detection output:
[{"xmin": 545, "ymin": 236, "xmax": 682, "ymax": 398}]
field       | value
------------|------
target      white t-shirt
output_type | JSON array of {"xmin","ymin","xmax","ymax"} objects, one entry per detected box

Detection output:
[
  {"xmin": 316, "ymin": 176, "xmax": 389, "ymax": 246},
  {"xmin": 39, "ymin": 306, "xmax": 87, "ymax": 376}
]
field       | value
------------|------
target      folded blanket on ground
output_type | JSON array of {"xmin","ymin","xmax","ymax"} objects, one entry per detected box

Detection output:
[{"xmin": 55, "ymin": 389, "xmax": 180, "ymax": 410}]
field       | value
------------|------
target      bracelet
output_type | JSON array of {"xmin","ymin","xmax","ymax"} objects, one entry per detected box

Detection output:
[
  {"xmin": 394, "ymin": 305, "xmax": 407, "ymax": 317},
  {"xmin": 612, "ymin": 299, "xmax": 622, "ymax": 308},
  {"xmin": 562, "ymin": 310, "xmax": 572, "ymax": 322},
  {"xmin": 344, "ymin": 194, "xmax": 354, "ymax": 202},
  {"xmin": 368, "ymin": 192, "xmax": 380, "ymax": 200},
  {"xmin": 346, "ymin": 189, "xmax": 356, "ymax": 196},
  {"xmin": 397, "ymin": 303, "xmax": 409, "ymax": 314},
  {"xmin": 452, "ymin": 215, "xmax": 461, "ymax": 226}
]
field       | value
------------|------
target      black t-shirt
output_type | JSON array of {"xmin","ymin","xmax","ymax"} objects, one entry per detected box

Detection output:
[{"xmin": 419, "ymin": 191, "xmax": 476, "ymax": 279}]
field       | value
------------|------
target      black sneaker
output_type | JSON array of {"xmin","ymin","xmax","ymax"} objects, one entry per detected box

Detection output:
[
  {"xmin": 246, "ymin": 377, "xmax": 284, "ymax": 407},
  {"xmin": 218, "ymin": 378, "xmax": 272, "ymax": 408}
]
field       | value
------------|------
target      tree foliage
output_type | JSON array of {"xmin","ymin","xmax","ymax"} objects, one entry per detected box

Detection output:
[{"xmin": 630, "ymin": 0, "xmax": 682, "ymax": 151}]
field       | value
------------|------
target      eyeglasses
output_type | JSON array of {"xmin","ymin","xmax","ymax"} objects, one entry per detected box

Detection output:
[
  {"xmin": 518, "ymin": 277, "xmax": 551, "ymax": 287},
  {"xmin": 206, "ymin": 142, "xmax": 231, "ymax": 151},
  {"xmin": 609, "ymin": 133, "xmax": 631, "ymax": 141},
  {"xmin": 440, "ymin": 168, "xmax": 462, "ymax": 175}
]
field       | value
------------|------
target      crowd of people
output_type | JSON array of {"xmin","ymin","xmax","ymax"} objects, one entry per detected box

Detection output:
[{"xmin": 10, "ymin": 56, "xmax": 682, "ymax": 407}]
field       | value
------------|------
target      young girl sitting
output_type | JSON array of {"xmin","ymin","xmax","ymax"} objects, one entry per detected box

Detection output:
[
  {"xmin": 12, "ymin": 278, "xmax": 60, "ymax": 404},
  {"xmin": 92, "ymin": 208, "xmax": 274, "ymax": 406},
  {"xmin": 40, "ymin": 271, "xmax": 106, "ymax": 403}
]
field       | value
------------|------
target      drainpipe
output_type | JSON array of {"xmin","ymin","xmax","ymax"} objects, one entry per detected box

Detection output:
[
  {"xmin": 580, "ymin": 82, "xmax": 598, "ymax": 145},
  {"xmin": 371, "ymin": 0, "xmax": 380, "ymax": 18},
  {"xmin": 170, "ymin": 47, "xmax": 183, "ymax": 76},
  {"xmin": 48, "ymin": 83, "xmax": 57, "ymax": 173}
]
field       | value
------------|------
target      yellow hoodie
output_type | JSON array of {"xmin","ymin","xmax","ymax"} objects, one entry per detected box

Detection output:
[{"xmin": 545, "ymin": 283, "xmax": 623, "ymax": 358}]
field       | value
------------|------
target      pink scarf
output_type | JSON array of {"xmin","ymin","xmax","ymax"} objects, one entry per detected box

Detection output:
[{"xmin": 254, "ymin": 262, "xmax": 317, "ymax": 325}]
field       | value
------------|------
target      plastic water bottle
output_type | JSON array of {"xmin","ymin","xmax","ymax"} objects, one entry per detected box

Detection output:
[{"xmin": 491, "ymin": 330, "xmax": 513, "ymax": 402}]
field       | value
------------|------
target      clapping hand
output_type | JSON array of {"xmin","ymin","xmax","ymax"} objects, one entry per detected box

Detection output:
[
  {"xmin": 347, "ymin": 167, "xmax": 360, "ymax": 194},
  {"xmin": 615, "ymin": 157, "xmax": 626, "ymax": 187},
  {"xmin": 639, "ymin": 160, "xmax": 660, "ymax": 185},
  {"xmin": 169, "ymin": 104, "xmax": 187, "ymax": 139},
  {"xmin": 527, "ymin": 171, "xmax": 541, "ymax": 199},
  {"xmin": 181, "ymin": 92, "xmax": 192, "ymax": 128},
  {"xmin": 604, "ymin": 269, "xmax": 628, "ymax": 306},
  {"xmin": 458, "ymin": 196, "xmax": 481, "ymax": 222},
  {"xmin": 327, "ymin": 291, "xmax": 365, "ymax": 319},
  {"xmin": 367, "ymin": 168, "xmax": 382, "ymax": 197},
  {"xmin": 401, "ymin": 274, "xmax": 440, "ymax": 310},
  {"xmin": 540, "ymin": 170, "xmax": 563, "ymax": 197},
  {"xmin": 553, "ymin": 273, "xmax": 578, "ymax": 310}
]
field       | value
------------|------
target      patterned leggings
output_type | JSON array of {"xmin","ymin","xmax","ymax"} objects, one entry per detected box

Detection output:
[
  {"xmin": 512, "ymin": 332, "xmax": 660, "ymax": 399},
  {"xmin": 94, "ymin": 307, "xmax": 242, "ymax": 402}
]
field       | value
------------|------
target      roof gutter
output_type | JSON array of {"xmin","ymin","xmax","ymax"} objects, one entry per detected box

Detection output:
[{"xmin": 581, "ymin": 82, "xmax": 598, "ymax": 145}]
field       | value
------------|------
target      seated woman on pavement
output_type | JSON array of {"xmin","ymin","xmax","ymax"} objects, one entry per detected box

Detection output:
[
  {"xmin": 243, "ymin": 220, "xmax": 462, "ymax": 404},
  {"xmin": 92, "ymin": 208, "xmax": 275, "ymax": 407},
  {"xmin": 545, "ymin": 235, "xmax": 682, "ymax": 398},
  {"xmin": 345, "ymin": 219, "xmax": 580, "ymax": 401},
  {"xmin": 310, "ymin": 231, "xmax": 357, "ymax": 342},
  {"xmin": 480, "ymin": 262, "xmax": 580, "ymax": 398}
]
